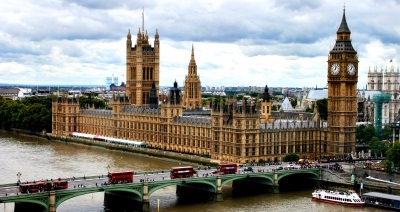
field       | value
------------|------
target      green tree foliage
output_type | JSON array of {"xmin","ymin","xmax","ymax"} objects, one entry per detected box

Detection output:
[
  {"xmin": 283, "ymin": 153, "xmax": 299, "ymax": 162},
  {"xmin": 271, "ymin": 105, "xmax": 278, "ymax": 111},
  {"xmin": 383, "ymin": 160, "xmax": 394, "ymax": 174},
  {"xmin": 290, "ymin": 99, "xmax": 297, "ymax": 108},
  {"xmin": 386, "ymin": 142, "xmax": 400, "ymax": 167},
  {"xmin": 79, "ymin": 96, "xmax": 105, "ymax": 109},
  {"xmin": 356, "ymin": 124, "xmax": 375, "ymax": 144},
  {"xmin": 369, "ymin": 137, "xmax": 388, "ymax": 156},
  {"xmin": 316, "ymin": 98, "xmax": 328, "ymax": 120},
  {"xmin": 381, "ymin": 125, "xmax": 392, "ymax": 141},
  {"xmin": 249, "ymin": 92, "xmax": 259, "ymax": 98},
  {"xmin": 304, "ymin": 107, "xmax": 313, "ymax": 113},
  {"xmin": 0, "ymin": 98, "xmax": 24, "ymax": 130},
  {"xmin": 19, "ymin": 103, "xmax": 51, "ymax": 132},
  {"xmin": 0, "ymin": 96, "xmax": 52, "ymax": 132}
]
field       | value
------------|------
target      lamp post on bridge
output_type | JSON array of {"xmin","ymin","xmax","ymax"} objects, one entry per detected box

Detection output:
[
  {"xmin": 107, "ymin": 165, "xmax": 110, "ymax": 174},
  {"xmin": 16, "ymin": 172, "xmax": 21, "ymax": 184}
]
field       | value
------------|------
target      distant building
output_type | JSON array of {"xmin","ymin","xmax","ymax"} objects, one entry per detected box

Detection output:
[
  {"xmin": 368, "ymin": 64, "xmax": 400, "ymax": 124},
  {"xmin": 106, "ymin": 76, "xmax": 119, "ymax": 91},
  {"xmin": 0, "ymin": 88, "xmax": 20, "ymax": 100},
  {"xmin": 110, "ymin": 82, "xmax": 126, "ymax": 92}
]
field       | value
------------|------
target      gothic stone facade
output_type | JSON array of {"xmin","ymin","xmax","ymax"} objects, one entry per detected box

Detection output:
[
  {"xmin": 52, "ymin": 94, "xmax": 328, "ymax": 163},
  {"xmin": 51, "ymin": 9, "xmax": 358, "ymax": 163}
]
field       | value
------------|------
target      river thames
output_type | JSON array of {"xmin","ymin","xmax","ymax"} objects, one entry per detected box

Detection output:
[{"xmin": 0, "ymin": 132, "xmax": 385, "ymax": 212}]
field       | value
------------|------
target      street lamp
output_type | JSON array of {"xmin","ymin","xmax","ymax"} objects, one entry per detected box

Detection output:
[
  {"xmin": 107, "ymin": 165, "xmax": 110, "ymax": 173},
  {"xmin": 16, "ymin": 172, "xmax": 21, "ymax": 183}
]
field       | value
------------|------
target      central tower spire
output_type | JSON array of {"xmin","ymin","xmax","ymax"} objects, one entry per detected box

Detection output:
[{"xmin": 183, "ymin": 45, "xmax": 202, "ymax": 109}]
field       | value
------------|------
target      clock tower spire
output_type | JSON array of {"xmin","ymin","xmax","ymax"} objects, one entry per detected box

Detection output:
[{"xmin": 327, "ymin": 7, "xmax": 358, "ymax": 157}]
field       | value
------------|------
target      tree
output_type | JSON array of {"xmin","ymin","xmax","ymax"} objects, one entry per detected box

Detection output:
[
  {"xmin": 356, "ymin": 124, "xmax": 375, "ymax": 144},
  {"xmin": 290, "ymin": 99, "xmax": 297, "ymax": 108},
  {"xmin": 0, "ymin": 96, "xmax": 52, "ymax": 132},
  {"xmin": 381, "ymin": 125, "xmax": 392, "ymax": 141},
  {"xmin": 316, "ymin": 98, "xmax": 328, "ymax": 120},
  {"xmin": 383, "ymin": 160, "xmax": 394, "ymax": 174},
  {"xmin": 283, "ymin": 153, "xmax": 299, "ymax": 162},
  {"xmin": 386, "ymin": 142, "xmax": 400, "ymax": 167},
  {"xmin": 369, "ymin": 137, "xmax": 388, "ymax": 156},
  {"xmin": 79, "ymin": 96, "xmax": 105, "ymax": 109},
  {"xmin": 304, "ymin": 107, "xmax": 313, "ymax": 113}
]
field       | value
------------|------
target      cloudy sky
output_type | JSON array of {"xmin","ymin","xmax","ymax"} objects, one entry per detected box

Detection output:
[{"xmin": 0, "ymin": 0, "xmax": 399, "ymax": 88}]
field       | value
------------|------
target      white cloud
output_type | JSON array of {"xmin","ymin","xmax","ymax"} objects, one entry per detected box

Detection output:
[{"xmin": 0, "ymin": 0, "xmax": 400, "ymax": 89}]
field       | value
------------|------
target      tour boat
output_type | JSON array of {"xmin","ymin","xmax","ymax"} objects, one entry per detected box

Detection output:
[{"xmin": 312, "ymin": 189, "xmax": 365, "ymax": 207}]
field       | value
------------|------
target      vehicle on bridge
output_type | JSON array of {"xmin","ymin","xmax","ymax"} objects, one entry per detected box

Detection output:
[
  {"xmin": 108, "ymin": 171, "xmax": 134, "ymax": 184},
  {"xmin": 170, "ymin": 166, "xmax": 194, "ymax": 179},
  {"xmin": 49, "ymin": 179, "xmax": 69, "ymax": 190},
  {"xmin": 19, "ymin": 181, "xmax": 46, "ymax": 193},
  {"xmin": 18, "ymin": 179, "xmax": 68, "ymax": 193},
  {"xmin": 218, "ymin": 163, "xmax": 237, "ymax": 174}
]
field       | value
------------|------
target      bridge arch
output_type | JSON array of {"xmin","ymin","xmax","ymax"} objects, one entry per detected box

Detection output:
[
  {"xmin": 55, "ymin": 186, "xmax": 143, "ymax": 208},
  {"xmin": 13, "ymin": 198, "xmax": 48, "ymax": 211},
  {"xmin": 221, "ymin": 174, "xmax": 274, "ymax": 187},
  {"xmin": 148, "ymin": 179, "xmax": 217, "ymax": 196},
  {"xmin": 277, "ymin": 170, "xmax": 319, "ymax": 182}
]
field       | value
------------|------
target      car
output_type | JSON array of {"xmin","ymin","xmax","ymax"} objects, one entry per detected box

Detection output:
[
  {"xmin": 275, "ymin": 166, "xmax": 283, "ymax": 170},
  {"xmin": 244, "ymin": 167, "xmax": 253, "ymax": 172},
  {"xmin": 287, "ymin": 164, "xmax": 295, "ymax": 169}
]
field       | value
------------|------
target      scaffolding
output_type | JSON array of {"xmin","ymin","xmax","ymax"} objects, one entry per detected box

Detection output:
[{"xmin": 372, "ymin": 93, "xmax": 391, "ymax": 137}]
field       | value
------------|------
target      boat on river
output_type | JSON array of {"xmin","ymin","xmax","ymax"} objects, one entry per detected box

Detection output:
[
  {"xmin": 362, "ymin": 192, "xmax": 400, "ymax": 210},
  {"xmin": 312, "ymin": 189, "xmax": 365, "ymax": 207}
]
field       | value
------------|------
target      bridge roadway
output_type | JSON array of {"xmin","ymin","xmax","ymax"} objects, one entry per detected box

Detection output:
[{"xmin": 0, "ymin": 166, "xmax": 320, "ymax": 212}]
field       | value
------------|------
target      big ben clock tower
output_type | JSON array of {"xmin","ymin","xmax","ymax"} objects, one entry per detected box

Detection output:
[{"xmin": 327, "ymin": 7, "xmax": 358, "ymax": 157}]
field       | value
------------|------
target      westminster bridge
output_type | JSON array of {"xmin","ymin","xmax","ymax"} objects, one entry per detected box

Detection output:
[{"xmin": 0, "ymin": 168, "xmax": 321, "ymax": 212}]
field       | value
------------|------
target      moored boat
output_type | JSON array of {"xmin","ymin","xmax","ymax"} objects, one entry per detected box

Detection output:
[
  {"xmin": 312, "ymin": 189, "xmax": 365, "ymax": 207},
  {"xmin": 362, "ymin": 192, "xmax": 400, "ymax": 210}
]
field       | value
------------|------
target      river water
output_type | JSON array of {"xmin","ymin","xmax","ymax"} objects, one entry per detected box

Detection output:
[{"xmin": 0, "ymin": 132, "xmax": 385, "ymax": 212}]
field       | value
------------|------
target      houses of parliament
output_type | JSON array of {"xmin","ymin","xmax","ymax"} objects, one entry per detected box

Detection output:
[{"xmin": 52, "ymin": 8, "xmax": 358, "ymax": 164}]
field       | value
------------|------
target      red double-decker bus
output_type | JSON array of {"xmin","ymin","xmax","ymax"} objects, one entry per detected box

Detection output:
[
  {"xmin": 108, "ymin": 171, "xmax": 134, "ymax": 184},
  {"xmin": 51, "ymin": 179, "xmax": 69, "ymax": 190},
  {"xmin": 19, "ymin": 181, "xmax": 47, "ymax": 193},
  {"xmin": 170, "ymin": 166, "xmax": 194, "ymax": 179},
  {"xmin": 218, "ymin": 163, "xmax": 237, "ymax": 174},
  {"xmin": 19, "ymin": 180, "xmax": 69, "ymax": 193}
]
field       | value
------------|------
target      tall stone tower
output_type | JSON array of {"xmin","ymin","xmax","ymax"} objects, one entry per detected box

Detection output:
[
  {"xmin": 327, "ymin": 8, "xmax": 358, "ymax": 156},
  {"xmin": 260, "ymin": 84, "xmax": 273, "ymax": 123},
  {"xmin": 183, "ymin": 45, "xmax": 202, "ymax": 109},
  {"xmin": 126, "ymin": 12, "xmax": 160, "ymax": 107}
]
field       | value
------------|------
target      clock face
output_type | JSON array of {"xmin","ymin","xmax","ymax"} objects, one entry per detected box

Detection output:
[
  {"xmin": 330, "ymin": 63, "xmax": 340, "ymax": 75},
  {"xmin": 347, "ymin": 63, "xmax": 356, "ymax": 75}
]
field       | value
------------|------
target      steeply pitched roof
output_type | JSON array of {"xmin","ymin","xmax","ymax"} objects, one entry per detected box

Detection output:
[
  {"xmin": 281, "ymin": 97, "xmax": 294, "ymax": 111},
  {"xmin": 337, "ymin": 8, "xmax": 351, "ymax": 34}
]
